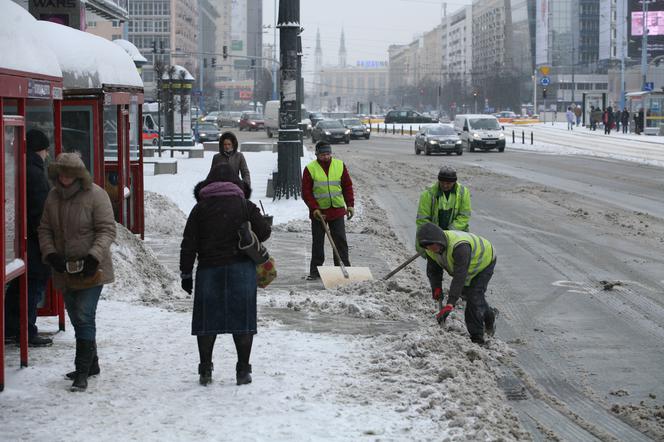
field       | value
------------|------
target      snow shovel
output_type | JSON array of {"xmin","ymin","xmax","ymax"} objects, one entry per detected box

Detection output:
[
  {"xmin": 382, "ymin": 252, "xmax": 423, "ymax": 281},
  {"xmin": 317, "ymin": 217, "xmax": 374, "ymax": 289}
]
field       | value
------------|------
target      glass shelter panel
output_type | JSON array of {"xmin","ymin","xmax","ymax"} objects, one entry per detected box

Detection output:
[
  {"xmin": 62, "ymin": 105, "xmax": 95, "ymax": 175},
  {"xmin": 103, "ymin": 105, "xmax": 119, "ymax": 161},
  {"xmin": 4, "ymin": 125, "xmax": 19, "ymax": 266},
  {"xmin": 27, "ymin": 100, "xmax": 55, "ymax": 156}
]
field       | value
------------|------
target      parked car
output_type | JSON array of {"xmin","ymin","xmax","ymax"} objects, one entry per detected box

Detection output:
[
  {"xmin": 196, "ymin": 122, "xmax": 221, "ymax": 142},
  {"xmin": 142, "ymin": 128, "xmax": 159, "ymax": 146},
  {"xmin": 239, "ymin": 112, "xmax": 265, "ymax": 131},
  {"xmin": 414, "ymin": 124, "xmax": 462, "ymax": 156},
  {"xmin": 264, "ymin": 100, "xmax": 312, "ymax": 137},
  {"xmin": 339, "ymin": 118, "xmax": 370, "ymax": 139},
  {"xmin": 220, "ymin": 111, "xmax": 243, "ymax": 127},
  {"xmin": 309, "ymin": 112, "xmax": 326, "ymax": 128},
  {"xmin": 496, "ymin": 111, "xmax": 517, "ymax": 124},
  {"xmin": 454, "ymin": 114, "xmax": 506, "ymax": 152},
  {"xmin": 384, "ymin": 109, "xmax": 436, "ymax": 124},
  {"xmin": 202, "ymin": 111, "xmax": 223, "ymax": 127},
  {"xmin": 311, "ymin": 119, "xmax": 350, "ymax": 144}
]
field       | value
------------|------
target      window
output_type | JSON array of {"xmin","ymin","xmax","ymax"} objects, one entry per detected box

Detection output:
[{"xmin": 4, "ymin": 124, "xmax": 19, "ymax": 265}]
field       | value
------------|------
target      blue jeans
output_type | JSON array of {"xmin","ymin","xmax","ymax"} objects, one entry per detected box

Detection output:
[{"xmin": 63, "ymin": 285, "xmax": 103, "ymax": 341}]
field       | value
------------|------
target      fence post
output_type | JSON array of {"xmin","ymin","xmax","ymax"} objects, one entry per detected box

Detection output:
[
  {"xmin": 522, "ymin": 130, "xmax": 525, "ymax": 144},
  {"xmin": 531, "ymin": 131, "xmax": 534, "ymax": 145},
  {"xmin": 392, "ymin": 124, "xmax": 395, "ymax": 135},
  {"xmin": 512, "ymin": 130, "xmax": 515, "ymax": 143},
  {"xmin": 401, "ymin": 125, "xmax": 404, "ymax": 135},
  {"xmin": 409, "ymin": 125, "xmax": 412, "ymax": 136}
]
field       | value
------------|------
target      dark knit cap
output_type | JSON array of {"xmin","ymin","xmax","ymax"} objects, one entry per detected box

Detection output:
[
  {"xmin": 315, "ymin": 141, "xmax": 332, "ymax": 154},
  {"xmin": 26, "ymin": 129, "xmax": 49, "ymax": 152},
  {"xmin": 437, "ymin": 165, "xmax": 457, "ymax": 182}
]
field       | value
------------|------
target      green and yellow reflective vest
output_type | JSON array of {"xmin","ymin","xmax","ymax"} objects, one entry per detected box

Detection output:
[
  {"xmin": 306, "ymin": 158, "xmax": 346, "ymax": 209},
  {"xmin": 425, "ymin": 230, "xmax": 494, "ymax": 286},
  {"xmin": 416, "ymin": 182, "xmax": 471, "ymax": 231}
]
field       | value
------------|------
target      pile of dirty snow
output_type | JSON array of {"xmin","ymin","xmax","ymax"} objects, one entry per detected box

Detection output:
[
  {"xmin": 143, "ymin": 190, "xmax": 188, "ymax": 235},
  {"xmin": 106, "ymin": 223, "xmax": 186, "ymax": 308}
]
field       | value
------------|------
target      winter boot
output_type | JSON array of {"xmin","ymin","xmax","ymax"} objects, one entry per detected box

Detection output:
[
  {"xmin": 484, "ymin": 307, "xmax": 499, "ymax": 338},
  {"xmin": 236, "ymin": 362, "xmax": 252, "ymax": 385},
  {"xmin": 66, "ymin": 341, "xmax": 99, "ymax": 380},
  {"xmin": 199, "ymin": 363, "xmax": 214, "ymax": 386},
  {"xmin": 71, "ymin": 339, "xmax": 96, "ymax": 392}
]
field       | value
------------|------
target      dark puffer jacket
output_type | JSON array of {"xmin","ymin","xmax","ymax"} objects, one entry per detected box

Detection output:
[
  {"xmin": 209, "ymin": 132, "xmax": 251, "ymax": 187},
  {"xmin": 26, "ymin": 151, "xmax": 51, "ymax": 279},
  {"xmin": 180, "ymin": 165, "xmax": 270, "ymax": 275}
]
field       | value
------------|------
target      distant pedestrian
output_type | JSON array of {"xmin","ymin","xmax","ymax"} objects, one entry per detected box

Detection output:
[
  {"xmin": 635, "ymin": 109, "xmax": 644, "ymax": 135},
  {"xmin": 614, "ymin": 108, "xmax": 622, "ymax": 132},
  {"xmin": 603, "ymin": 107, "xmax": 614, "ymax": 135},
  {"xmin": 566, "ymin": 107, "xmax": 575, "ymax": 130},
  {"xmin": 621, "ymin": 109, "xmax": 630, "ymax": 134},
  {"xmin": 591, "ymin": 106, "xmax": 602, "ymax": 131},
  {"xmin": 209, "ymin": 132, "xmax": 251, "ymax": 188},
  {"xmin": 573, "ymin": 105, "xmax": 582, "ymax": 126}
]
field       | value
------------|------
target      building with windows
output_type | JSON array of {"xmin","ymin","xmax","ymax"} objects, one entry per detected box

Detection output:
[{"xmin": 317, "ymin": 63, "xmax": 389, "ymax": 112}]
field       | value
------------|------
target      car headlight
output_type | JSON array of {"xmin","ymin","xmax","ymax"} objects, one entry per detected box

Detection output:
[
  {"xmin": 456, "ymin": 140, "xmax": 462, "ymax": 144},
  {"xmin": 498, "ymin": 133, "xmax": 505, "ymax": 139},
  {"xmin": 366, "ymin": 128, "xmax": 370, "ymax": 132},
  {"xmin": 307, "ymin": 124, "xmax": 312, "ymax": 130},
  {"xmin": 200, "ymin": 133, "xmax": 207, "ymax": 137},
  {"xmin": 345, "ymin": 130, "xmax": 351, "ymax": 135},
  {"xmin": 325, "ymin": 131, "xmax": 331, "ymax": 135},
  {"xmin": 429, "ymin": 140, "xmax": 437, "ymax": 144},
  {"xmin": 473, "ymin": 133, "xmax": 481, "ymax": 139}
]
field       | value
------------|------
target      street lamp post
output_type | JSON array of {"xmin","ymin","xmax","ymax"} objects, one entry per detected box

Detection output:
[{"xmin": 273, "ymin": 0, "xmax": 302, "ymax": 200}]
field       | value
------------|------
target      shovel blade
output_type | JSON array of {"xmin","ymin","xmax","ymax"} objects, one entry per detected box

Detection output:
[{"xmin": 317, "ymin": 266, "xmax": 374, "ymax": 290}]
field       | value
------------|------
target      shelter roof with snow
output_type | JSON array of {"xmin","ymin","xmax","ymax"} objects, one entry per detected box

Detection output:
[
  {"xmin": 35, "ymin": 21, "xmax": 143, "ymax": 91},
  {"xmin": 0, "ymin": 1, "xmax": 62, "ymax": 79},
  {"xmin": 162, "ymin": 65, "xmax": 195, "ymax": 81},
  {"xmin": 113, "ymin": 39, "xmax": 148, "ymax": 66}
]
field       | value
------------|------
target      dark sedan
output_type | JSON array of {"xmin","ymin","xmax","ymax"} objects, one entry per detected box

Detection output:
[
  {"xmin": 311, "ymin": 120, "xmax": 350, "ymax": 144},
  {"xmin": 384, "ymin": 109, "xmax": 436, "ymax": 124},
  {"xmin": 340, "ymin": 118, "xmax": 370, "ymax": 139},
  {"xmin": 196, "ymin": 123, "xmax": 221, "ymax": 142},
  {"xmin": 414, "ymin": 124, "xmax": 463, "ymax": 156}
]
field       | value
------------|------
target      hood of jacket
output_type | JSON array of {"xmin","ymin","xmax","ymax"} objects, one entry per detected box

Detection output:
[
  {"xmin": 416, "ymin": 222, "xmax": 448, "ymax": 249},
  {"xmin": 47, "ymin": 152, "xmax": 92, "ymax": 190}
]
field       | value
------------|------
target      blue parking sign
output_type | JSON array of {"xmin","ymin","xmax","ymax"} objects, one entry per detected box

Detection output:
[{"xmin": 540, "ymin": 76, "xmax": 550, "ymax": 86}]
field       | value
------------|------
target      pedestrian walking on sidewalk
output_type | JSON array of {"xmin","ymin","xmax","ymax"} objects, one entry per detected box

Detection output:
[
  {"xmin": 209, "ymin": 131, "xmax": 251, "ymax": 188},
  {"xmin": 621, "ymin": 109, "xmax": 630, "ymax": 134},
  {"xmin": 566, "ymin": 107, "xmax": 575, "ymax": 130},
  {"xmin": 4, "ymin": 130, "xmax": 53, "ymax": 347},
  {"xmin": 573, "ymin": 104, "xmax": 582, "ymax": 126},
  {"xmin": 603, "ymin": 106, "xmax": 614, "ymax": 135},
  {"xmin": 302, "ymin": 141, "xmax": 355, "ymax": 281},
  {"xmin": 415, "ymin": 165, "xmax": 471, "ymax": 302},
  {"xmin": 38, "ymin": 152, "xmax": 116, "ymax": 391},
  {"xmin": 417, "ymin": 222, "xmax": 497, "ymax": 345},
  {"xmin": 181, "ymin": 164, "xmax": 271, "ymax": 386}
]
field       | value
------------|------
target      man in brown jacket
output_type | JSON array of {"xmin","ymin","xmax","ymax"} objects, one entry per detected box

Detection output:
[
  {"xmin": 38, "ymin": 152, "xmax": 116, "ymax": 392},
  {"xmin": 209, "ymin": 131, "xmax": 251, "ymax": 188}
]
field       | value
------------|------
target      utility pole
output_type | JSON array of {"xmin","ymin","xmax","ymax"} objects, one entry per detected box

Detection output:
[
  {"xmin": 619, "ymin": 0, "xmax": 627, "ymax": 110},
  {"xmin": 571, "ymin": 44, "xmax": 576, "ymax": 104},
  {"xmin": 533, "ymin": 70, "xmax": 537, "ymax": 115},
  {"xmin": 641, "ymin": 0, "xmax": 649, "ymax": 90},
  {"xmin": 272, "ymin": 0, "xmax": 278, "ymax": 100},
  {"xmin": 273, "ymin": 0, "xmax": 302, "ymax": 200}
]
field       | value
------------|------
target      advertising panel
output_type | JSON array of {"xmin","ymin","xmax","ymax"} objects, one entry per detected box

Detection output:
[{"xmin": 628, "ymin": 0, "xmax": 664, "ymax": 59}]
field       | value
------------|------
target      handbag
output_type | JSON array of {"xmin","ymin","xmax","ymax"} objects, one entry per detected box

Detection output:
[
  {"xmin": 237, "ymin": 200, "xmax": 276, "ymax": 287},
  {"xmin": 64, "ymin": 259, "xmax": 103, "ymax": 290}
]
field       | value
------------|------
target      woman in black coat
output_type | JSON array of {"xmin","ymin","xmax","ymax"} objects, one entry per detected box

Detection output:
[{"xmin": 180, "ymin": 164, "xmax": 271, "ymax": 386}]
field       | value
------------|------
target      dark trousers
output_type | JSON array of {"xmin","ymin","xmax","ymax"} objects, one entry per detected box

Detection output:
[
  {"xmin": 4, "ymin": 277, "xmax": 48, "ymax": 339},
  {"xmin": 310, "ymin": 217, "xmax": 350, "ymax": 276},
  {"xmin": 461, "ymin": 259, "xmax": 496, "ymax": 339},
  {"xmin": 64, "ymin": 285, "xmax": 103, "ymax": 341}
]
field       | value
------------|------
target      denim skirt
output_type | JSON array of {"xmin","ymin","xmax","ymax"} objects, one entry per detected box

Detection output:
[{"xmin": 192, "ymin": 259, "xmax": 257, "ymax": 335}]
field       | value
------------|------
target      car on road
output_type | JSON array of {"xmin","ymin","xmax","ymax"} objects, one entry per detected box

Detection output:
[
  {"xmin": 309, "ymin": 112, "xmax": 326, "ymax": 128},
  {"xmin": 202, "ymin": 111, "xmax": 223, "ymax": 127},
  {"xmin": 384, "ymin": 109, "xmax": 436, "ymax": 124},
  {"xmin": 414, "ymin": 124, "xmax": 463, "ymax": 156},
  {"xmin": 220, "ymin": 111, "xmax": 243, "ymax": 127},
  {"xmin": 339, "ymin": 118, "xmax": 370, "ymax": 139},
  {"xmin": 496, "ymin": 111, "xmax": 518, "ymax": 124},
  {"xmin": 239, "ymin": 112, "xmax": 265, "ymax": 131},
  {"xmin": 454, "ymin": 114, "xmax": 506, "ymax": 152},
  {"xmin": 196, "ymin": 122, "xmax": 221, "ymax": 142},
  {"xmin": 311, "ymin": 119, "xmax": 350, "ymax": 144}
]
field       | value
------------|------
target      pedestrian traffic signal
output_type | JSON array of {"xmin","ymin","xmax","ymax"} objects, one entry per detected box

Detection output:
[
  {"xmin": 542, "ymin": 88, "xmax": 548, "ymax": 99},
  {"xmin": 222, "ymin": 46, "xmax": 228, "ymax": 60},
  {"xmin": 219, "ymin": 90, "xmax": 224, "ymax": 100}
]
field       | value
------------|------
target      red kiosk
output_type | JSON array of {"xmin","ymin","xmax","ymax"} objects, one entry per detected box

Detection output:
[{"xmin": 0, "ymin": 2, "xmax": 63, "ymax": 392}]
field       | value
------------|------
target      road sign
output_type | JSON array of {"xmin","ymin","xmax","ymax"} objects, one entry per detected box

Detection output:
[
  {"xmin": 539, "ymin": 66, "xmax": 551, "ymax": 76},
  {"xmin": 540, "ymin": 76, "xmax": 551, "ymax": 86},
  {"xmin": 643, "ymin": 82, "xmax": 654, "ymax": 92},
  {"xmin": 193, "ymin": 89, "xmax": 202, "ymax": 97}
]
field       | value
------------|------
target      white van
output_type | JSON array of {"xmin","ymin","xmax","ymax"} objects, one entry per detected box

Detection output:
[
  {"xmin": 264, "ymin": 100, "xmax": 312, "ymax": 138},
  {"xmin": 453, "ymin": 114, "xmax": 506, "ymax": 152}
]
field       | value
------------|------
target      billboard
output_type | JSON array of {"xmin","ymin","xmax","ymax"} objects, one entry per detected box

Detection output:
[{"xmin": 628, "ymin": 0, "xmax": 664, "ymax": 59}]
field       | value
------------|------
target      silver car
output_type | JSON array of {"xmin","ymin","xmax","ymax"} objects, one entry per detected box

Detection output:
[{"xmin": 414, "ymin": 124, "xmax": 463, "ymax": 156}]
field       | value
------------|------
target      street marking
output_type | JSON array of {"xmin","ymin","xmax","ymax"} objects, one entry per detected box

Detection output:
[{"xmin": 552, "ymin": 280, "xmax": 592, "ymax": 295}]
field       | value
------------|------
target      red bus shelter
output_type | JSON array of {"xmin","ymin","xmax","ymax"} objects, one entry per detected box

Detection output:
[{"xmin": 0, "ymin": 2, "xmax": 63, "ymax": 392}]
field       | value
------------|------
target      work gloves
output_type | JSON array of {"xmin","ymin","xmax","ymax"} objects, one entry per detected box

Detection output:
[
  {"xmin": 432, "ymin": 287, "xmax": 443, "ymax": 301},
  {"xmin": 313, "ymin": 209, "xmax": 325, "ymax": 221},
  {"xmin": 436, "ymin": 304, "xmax": 454, "ymax": 325},
  {"xmin": 82, "ymin": 254, "xmax": 99, "ymax": 277},
  {"xmin": 346, "ymin": 207, "xmax": 354, "ymax": 220},
  {"xmin": 181, "ymin": 274, "xmax": 193, "ymax": 294},
  {"xmin": 46, "ymin": 253, "xmax": 66, "ymax": 273}
]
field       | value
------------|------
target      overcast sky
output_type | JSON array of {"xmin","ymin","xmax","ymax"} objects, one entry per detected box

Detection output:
[{"xmin": 263, "ymin": 0, "xmax": 473, "ymax": 74}]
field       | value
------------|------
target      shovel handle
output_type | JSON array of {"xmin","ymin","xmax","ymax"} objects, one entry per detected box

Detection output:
[
  {"xmin": 319, "ymin": 217, "xmax": 350, "ymax": 279},
  {"xmin": 382, "ymin": 252, "xmax": 423, "ymax": 281}
]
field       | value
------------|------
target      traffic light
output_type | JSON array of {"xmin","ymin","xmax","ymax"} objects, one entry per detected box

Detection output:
[
  {"xmin": 542, "ymin": 88, "xmax": 547, "ymax": 99},
  {"xmin": 219, "ymin": 90, "xmax": 224, "ymax": 100},
  {"xmin": 222, "ymin": 45, "xmax": 228, "ymax": 60},
  {"xmin": 203, "ymin": 58, "xmax": 208, "ymax": 68},
  {"xmin": 211, "ymin": 57, "xmax": 216, "ymax": 68},
  {"xmin": 152, "ymin": 41, "xmax": 157, "ymax": 53}
]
